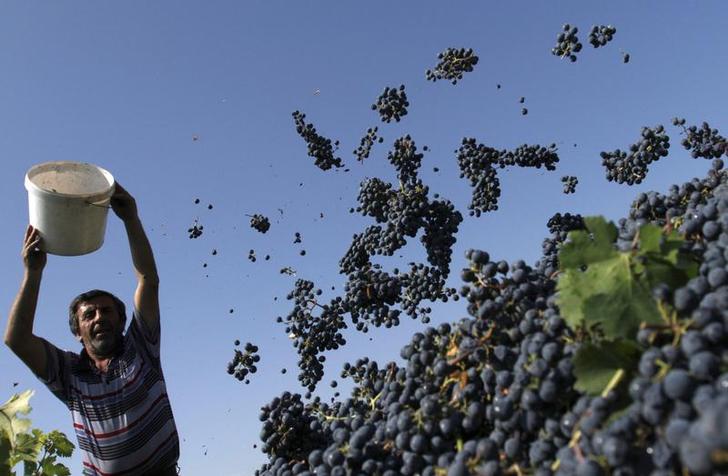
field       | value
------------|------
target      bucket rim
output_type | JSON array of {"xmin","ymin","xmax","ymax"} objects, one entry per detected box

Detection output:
[{"xmin": 24, "ymin": 161, "xmax": 116, "ymax": 203}]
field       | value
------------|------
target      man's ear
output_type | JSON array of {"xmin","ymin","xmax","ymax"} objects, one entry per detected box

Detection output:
[{"xmin": 76, "ymin": 334, "xmax": 83, "ymax": 343}]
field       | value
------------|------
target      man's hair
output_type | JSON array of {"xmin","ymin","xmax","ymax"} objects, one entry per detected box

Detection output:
[{"xmin": 68, "ymin": 290, "xmax": 127, "ymax": 337}]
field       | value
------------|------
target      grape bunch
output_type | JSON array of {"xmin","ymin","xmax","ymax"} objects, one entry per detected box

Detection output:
[
  {"xmin": 561, "ymin": 175, "xmax": 578, "ymax": 194},
  {"xmin": 387, "ymin": 135, "xmax": 425, "ymax": 185},
  {"xmin": 249, "ymin": 214, "xmax": 271, "ymax": 234},
  {"xmin": 537, "ymin": 212, "xmax": 585, "ymax": 277},
  {"xmin": 425, "ymin": 47, "xmax": 479, "ymax": 84},
  {"xmin": 292, "ymin": 110, "xmax": 344, "ymax": 171},
  {"xmin": 226, "ymin": 341, "xmax": 260, "ymax": 384},
  {"xmin": 672, "ymin": 117, "xmax": 727, "ymax": 159},
  {"xmin": 354, "ymin": 126, "xmax": 384, "ymax": 162},
  {"xmin": 277, "ymin": 279, "xmax": 348, "ymax": 391},
  {"xmin": 187, "ymin": 220, "xmax": 204, "ymax": 239},
  {"xmin": 600, "ymin": 124, "xmax": 670, "ymax": 185},
  {"xmin": 248, "ymin": 249, "xmax": 257, "ymax": 262},
  {"xmin": 588, "ymin": 24, "xmax": 617, "ymax": 48},
  {"xmin": 372, "ymin": 85, "xmax": 409, "ymax": 123},
  {"xmin": 456, "ymin": 138, "xmax": 559, "ymax": 216},
  {"xmin": 551, "ymin": 24, "xmax": 582, "ymax": 62}
]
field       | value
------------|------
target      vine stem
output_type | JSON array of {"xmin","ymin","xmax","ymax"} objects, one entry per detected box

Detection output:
[{"xmin": 602, "ymin": 368, "xmax": 625, "ymax": 398}]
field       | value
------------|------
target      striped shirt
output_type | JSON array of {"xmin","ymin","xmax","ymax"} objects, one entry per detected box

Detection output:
[{"xmin": 38, "ymin": 311, "xmax": 179, "ymax": 475}]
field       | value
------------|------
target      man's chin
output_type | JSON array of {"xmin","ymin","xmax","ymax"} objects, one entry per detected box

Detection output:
[{"xmin": 89, "ymin": 336, "xmax": 119, "ymax": 356}]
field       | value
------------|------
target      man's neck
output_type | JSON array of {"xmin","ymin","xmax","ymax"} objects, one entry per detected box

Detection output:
[{"xmin": 83, "ymin": 347, "xmax": 115, "ymax": 373}]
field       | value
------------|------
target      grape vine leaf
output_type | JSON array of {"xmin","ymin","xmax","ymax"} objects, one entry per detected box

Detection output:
[
  {"xmin": 556, "ymin": 217, "xmax": 663, "ymax": 339},
  {"xmin": 0, "ymin": 390, "xmax": 34, "ymax": 446},
  {"xmin": 558, "ymin": 216, "xmax": 619, "ymax": 269},
  {"xmin": 572, "ymin": 340, "xmax": 641, "ymax": 395},
  {"xmin": 635, "ymin": 224, "xmax": 698, "ymax": 289}
]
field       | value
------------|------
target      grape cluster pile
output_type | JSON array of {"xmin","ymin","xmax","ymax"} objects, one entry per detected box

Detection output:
[
  {"xmin": 672, "ymin": 117, "xmax": 727, "ymax": 159},
  {"xmin": 255, "ymin": 159, "xmax": 728, "ymax": 476},
  {"xmin": 456, "ymin": 138, "xmax": 559, "ymax": 216},
  {"xmin": 551, "ymin": 24, "xmax": 582, "ymax": 62},
  {"xmin": 372, "ymin": 85, "xmax": 409, "ymax": 123},
  {"xmin": 187, "ymin": 220, "xmax": 204, "ymax": 239},
  {"xmin": 354, "ymin": 127, "xmax": 384, "ymax": 162},
  {"xmin": 226, "ymin": 341, "xmax": 260, "ymax": 384},
  {"xmin": 292, "ymin": 111, "xmax": 344, "ymax": 171},
  {"xmin": 249, "ymin": 214, "xmax": 271, "ymax": 234},
  {"xmin": 600, "ymin": 124, "xmax": 670, "ymax": 185},
  {"xmin": 588, "ymin": 25, "xmax": 616, "ymax": 48},
  {"xmin": 561, "ymin": 176, "xmax": 578, "ymax": 194},
  {"xmin": 425, "ymin": 48, "xmax": 479, "ymax": 84}
]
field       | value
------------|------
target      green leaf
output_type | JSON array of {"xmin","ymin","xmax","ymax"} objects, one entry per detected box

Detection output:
[
  {"xmin": 0, "ymin": 391, "xmax": 34, "ymax": 450},
  {"xmin": 558, "ymin": 252, "xmax": 663, "ymax": 339},
  {"xmin": 638, "ymin": 224, "xmax": 663, "ymax": 254},
  {"xmin": 45, "ymin": 432, "xmax": 73, "ymax": 458},
  {"xmin": 0, "ymin": 436, "xmax": 12, "ymax": 476},
  {"xmin": 573, "ymin": 340, "xmax": 641, "ymax": 395},
  {"xmin": 559, "ymin": 217, "xmax": 619, "ymax": 270},
  {"xmin": 637, "ymin": 224, "xmax": 698, "ymax": 291}
]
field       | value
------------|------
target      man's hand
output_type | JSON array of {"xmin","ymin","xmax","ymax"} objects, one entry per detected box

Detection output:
[
  {"xmin": 110, "ymin": 183, "xmax": 139, "ymax": 223},
  {"xmin": 22, "ymin": 225, "xmax": 46, "ymax": 272}
]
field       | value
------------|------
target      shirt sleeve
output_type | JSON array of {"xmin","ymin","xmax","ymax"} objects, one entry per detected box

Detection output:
[
  {"xmin": 130, "ymin": 309, "xmax": 161, "ymax": 364},
  {"xmin": 35, "ymin": 338, "xmax": 73, "ymax": 407}
]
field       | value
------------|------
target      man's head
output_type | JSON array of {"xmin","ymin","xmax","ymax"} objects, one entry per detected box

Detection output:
[{"xmin": 69, "ymin": 290, "xmax": 126, "ymax": 357}]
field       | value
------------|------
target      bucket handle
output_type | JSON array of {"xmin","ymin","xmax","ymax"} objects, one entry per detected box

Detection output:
[{"xmin": 85, "ymin": 200, "xmax": 111, "ymax": 209}]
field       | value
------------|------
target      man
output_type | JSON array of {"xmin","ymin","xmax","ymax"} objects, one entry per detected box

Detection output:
[{"xmin": 4, "ymin": 183, "xmax": 180, "ymax": 475}]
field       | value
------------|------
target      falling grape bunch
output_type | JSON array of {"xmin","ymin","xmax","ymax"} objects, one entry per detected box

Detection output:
[
  {"xmin": 249, "ymin": 214, "xmax": 271, "ymax": 234},
  {"xmin": 372, "ymin": 85, "xmax": 409, "ymax": 123},
  {"xmin": 292, "ymin": 110, "xmax": 344, "ymax": 171},
  {"xmin": 551, "ymin": 24, "xmax": 582, "ymax": 62},
  {"xmin": 561, "ymin": 175, "xmax": 578, "ymax": 194},
  {"xmin": 425, "ymin": 47, "xmax": 479, "ymax": 84},
  {"xmin": 227, "ymin": 341, "xmax": 260, "ymax": 384}
]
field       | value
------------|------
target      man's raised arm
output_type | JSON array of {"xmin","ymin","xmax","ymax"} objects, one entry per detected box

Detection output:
[
  {"xmin": 4, "ymin": 225, "xmax": 49, "ymax": 378},
  {"xmin": 110, "ymin": 183, "xmax": 161, "ymax": 335}
]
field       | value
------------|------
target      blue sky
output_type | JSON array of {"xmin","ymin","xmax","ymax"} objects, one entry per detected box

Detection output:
[{"xmin": 1, "ymin": 1, "xmax": 726, "ymax": 474}]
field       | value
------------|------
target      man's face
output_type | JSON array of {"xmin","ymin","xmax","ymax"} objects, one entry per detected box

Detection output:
[{"xmin": 76, "ymin": 296, "xmax": 123, "ymax": 357}]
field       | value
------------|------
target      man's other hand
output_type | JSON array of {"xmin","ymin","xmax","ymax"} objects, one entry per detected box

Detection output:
[
  {"xmin": 22, "ymin": 225, "xmax": 46, "ymax": 272},
  {"xmin": 110, "ymin": 183, "xmax": 139, "ymax": 223}
]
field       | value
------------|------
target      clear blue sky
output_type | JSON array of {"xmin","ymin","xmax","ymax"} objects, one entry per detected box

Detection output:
[{"xmin": 0, "ymin": 1, "xmax": 725, "ymax": 474}]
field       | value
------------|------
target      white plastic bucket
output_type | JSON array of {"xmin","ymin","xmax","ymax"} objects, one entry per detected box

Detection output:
[{"xmin": 24, "ymin": 161, "xmax": 115, "ymax": 256}]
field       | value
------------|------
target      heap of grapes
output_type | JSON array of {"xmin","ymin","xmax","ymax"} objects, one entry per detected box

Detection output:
[
  {"xmin": 456, "ymin": 138, "xmax": 560, "ymax": 216},
  {"xmin": 600, "ymin": 124, "xmax": 670, "ymax": 185},
  {"xmin": 256, "ymin": 158, "xmax": 728, "ymax": 476},
  {"xmin": 292, "ymin": 110, "xmax": 344, "ymax": 171},
  {"xmin": 226, "ymin": 341, "xmax": 260, "ymax": 384},
  {"xmin": 244, "ymin": 24, "xmax": 728, "ymax": 475},
  {"xmin": 425, "ymin": 48, "xmax": 479, "ymax": 84},
  {"xmin": 372, "ymin": 85, "xmax": 409, "ymax": 123}
]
